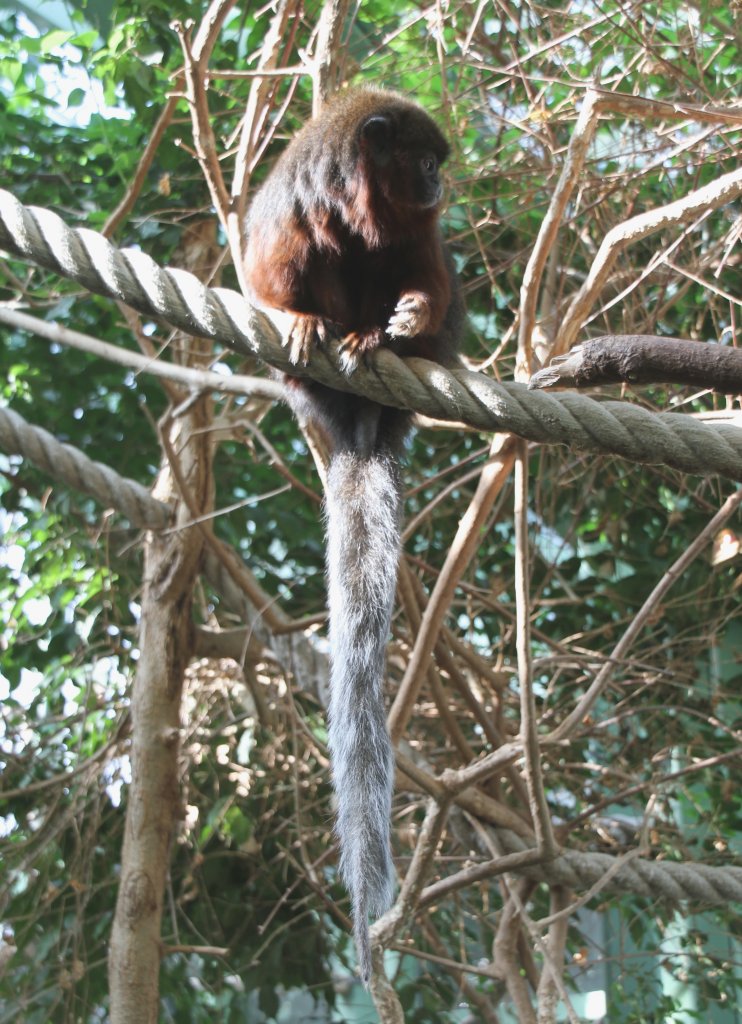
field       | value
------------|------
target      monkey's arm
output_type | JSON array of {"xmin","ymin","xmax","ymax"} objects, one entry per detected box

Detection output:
[
  {"xmin": 388, "ymin": 238, "xmax": 452, "ymax": 338},
  {"xmin": 337, "ymin": 236, "xmax": 454, "ymax": 370}
]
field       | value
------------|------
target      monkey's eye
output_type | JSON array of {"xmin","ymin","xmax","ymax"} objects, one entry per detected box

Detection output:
[{"xmin": 421, "ymin": 154, "xmax": 438, "ymax": 175}]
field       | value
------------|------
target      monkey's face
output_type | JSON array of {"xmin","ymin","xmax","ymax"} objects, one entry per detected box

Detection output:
[
  {"xmin": 406, "ymin": 151, "xmax": 444, "ymax": 209},
  {"xmin": 359, "ymin": 112, "xmax": 447, "ymax": 212}
]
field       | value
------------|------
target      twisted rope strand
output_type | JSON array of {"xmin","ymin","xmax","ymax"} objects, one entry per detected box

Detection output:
[
  {"xmin": 0, "ymin": 404, "xmax": 169, "ymax": 529},
  {"xmin": 499, "ymin": 831, "xmax": 742, "ymax": 905},
  {"xmin": 2, "ymin": 188, "xmax": 742, "ymax": 481}
]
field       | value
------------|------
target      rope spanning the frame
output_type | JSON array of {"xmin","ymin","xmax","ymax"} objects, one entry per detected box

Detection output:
[{"xmin": 1, "ymin": 187, "xmax": 742, "ymax": 482}]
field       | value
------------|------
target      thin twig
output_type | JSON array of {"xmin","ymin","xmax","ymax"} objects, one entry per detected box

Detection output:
[
  {"xmin": 0, "ymin": 306, "xmax": 282, "ymax": 400},
  {"xmin": 174, "ymin": 16, "xmax": 232, "ymax": 226},
  {"xmin": 388, "ymin": 434, "xmax": 517, "ymax": 743},
  {"xmin": 517, "ymin": 89, "xmax": 600, "ymax": 373},
  {"xmin": 102, "ymin": 86, "xmax": 182, "ymax": 238},
  {"xmin": 514, "ymin": 439, "xmax": 557, "ymax": 857}
]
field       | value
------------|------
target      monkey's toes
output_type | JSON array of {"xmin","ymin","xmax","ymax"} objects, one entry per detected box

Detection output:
[
  {"xmin": 285, "ymin": 316, "xmax": 323, "ymax": 365},
  {"xmin": 387, "ymin": 310, "xmax": 425, "ymax": 337},
  {"xmin": 337, "ymin": 334, "xmax": 364, "ymax": 374},
  {"xmin": 338, "ymin": 329, "xmax": 384, "ymax": 374}
]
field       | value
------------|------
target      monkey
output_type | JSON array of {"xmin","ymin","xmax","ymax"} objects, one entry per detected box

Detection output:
[{"xmin": 243, "ymin": 87, "xmax": 464, "ymax": 985}]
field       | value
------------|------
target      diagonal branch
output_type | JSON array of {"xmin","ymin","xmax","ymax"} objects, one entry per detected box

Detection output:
[
  {"xmin": 556, "ymin": 166, "xmax": 742, "ymax": 355},
  {"xmin": 0, "ymin": 306, "xmax": 282, "ymax": 400}
]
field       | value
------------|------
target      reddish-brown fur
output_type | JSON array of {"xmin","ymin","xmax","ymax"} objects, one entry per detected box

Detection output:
[{"xmin": 244, "ymin": 87, "xmax": 461, "ymax": 369}]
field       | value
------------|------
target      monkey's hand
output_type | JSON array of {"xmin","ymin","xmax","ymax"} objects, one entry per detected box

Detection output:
[
  {"xmin": 387, "ymin": 292, "xmax": 434, "ymax": 338},
  {"xmin": 286, "ymin": 315, "xmax": 332, "ymax": 366},
  {"xmin": 338, "ymin": 328, "xmax": 385, "ymax": 374}
]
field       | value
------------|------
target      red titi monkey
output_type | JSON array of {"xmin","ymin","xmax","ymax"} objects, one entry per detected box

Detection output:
[{"xmin": 244, "ymin": 87, "xmax": 464, "ymax": 984}]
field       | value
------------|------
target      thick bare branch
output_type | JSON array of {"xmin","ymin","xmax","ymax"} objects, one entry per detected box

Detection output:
[{"xmin": 530, "ymin": 334, "xmax": 742, "ymax": 393}]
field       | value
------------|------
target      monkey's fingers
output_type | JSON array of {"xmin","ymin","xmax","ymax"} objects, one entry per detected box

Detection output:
[
  {"xmin": 387, "ymin": 293, "xmax": 432, "ymax": 338},
  {"xmin": 394, "ymin": 294, "xmax": 423, "ymax": 310},
  {"xmin": 316, "ymin": 318, "xmax": 344, "ymax": 346}
]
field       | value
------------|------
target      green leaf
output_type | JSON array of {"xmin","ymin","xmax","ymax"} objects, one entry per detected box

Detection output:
[{"xmin": 38, "ymin": 30, "xmax": 75, "ymax": 55}]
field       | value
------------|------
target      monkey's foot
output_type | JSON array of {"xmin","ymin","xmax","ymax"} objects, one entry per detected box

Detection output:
[
  {"xmin": 387, "ymin": 292, "xmax": 433, "ymax": 338},
  {"xmin": 286, "ymin": 315, "xmax": 330, "ymax": 365},
  {"xmin": 338, "ymin": 328, "xmax": 385, "ymax": 373}
]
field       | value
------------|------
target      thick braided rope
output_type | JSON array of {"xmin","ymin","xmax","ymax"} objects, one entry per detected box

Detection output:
[
  {"xmin": 0, "ymin": 404, "xmax": 168, "ymax": 529},
  {"xmin": 497, "ymin": 829, "xmax": 742, "ymax": 905},
  {"xmin": 2, "ymin": 188, "xmax": 742, "ymax": 481}
]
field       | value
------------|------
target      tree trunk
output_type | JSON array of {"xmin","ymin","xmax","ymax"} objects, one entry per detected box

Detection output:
[{"xmin": 108, "ymin": 222, "xmax": 217, "ymax": 1023}]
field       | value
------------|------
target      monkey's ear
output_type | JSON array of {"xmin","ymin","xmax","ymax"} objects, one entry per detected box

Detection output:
[{"xmin": 360, "ymin": 115, "xmax": 394, "ymax": 164}]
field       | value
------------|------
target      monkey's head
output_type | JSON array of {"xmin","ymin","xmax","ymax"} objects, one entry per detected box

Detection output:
[
  {"xmin": 310, "ymin": 89, "xmax": 449, "ymax": 235},
  {"xmin": 249, "ymin": 88, "xmax": 453, "ymax": 254},
  {"xmin": 357, "ymin": 106, "xmax": 449, "ymax": 212}
]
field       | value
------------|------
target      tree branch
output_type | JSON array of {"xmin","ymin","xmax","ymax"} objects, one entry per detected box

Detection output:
[
  {"xmin": 530, "ymin": 334, "xmax": 742, "ymax": 393},
  {"xmin": 556, "ymin": 166, "xmax": 742, "ymax": 355}
]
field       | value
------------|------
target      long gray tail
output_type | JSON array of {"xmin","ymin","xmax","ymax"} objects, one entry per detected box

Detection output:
[{"xmin": 324, "ymin": 446, "xmax": 402, "ymax": 985}]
